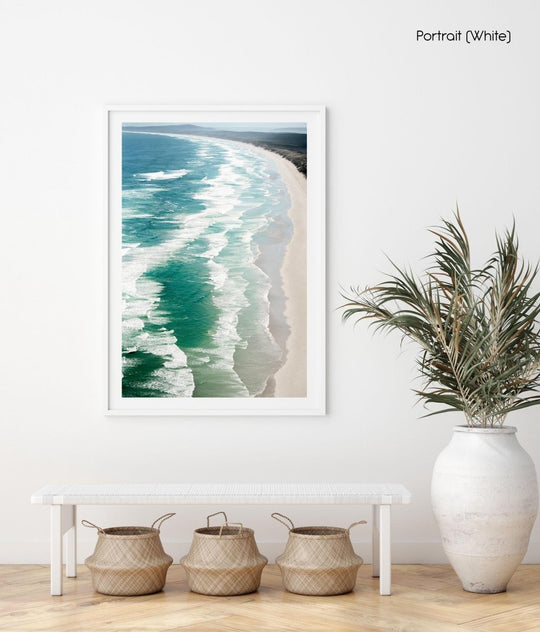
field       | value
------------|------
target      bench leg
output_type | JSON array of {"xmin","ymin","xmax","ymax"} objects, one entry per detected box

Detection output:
[
  {"xmin": 372, "ymin": 504, "xmax": 392, "ymax": 595},
  {"xmin": 50, "ymin": 505, "xmax": 77, "ymax": 596},
  {"xmin": 372, "ymin": 504, "xmax": 380, "ymax": 577},
  {"xmin": 65, "ymin": 505, "xmax": 77, "ymax": 578},
  {"xmin": 51, "ymin": 506, "xmax": 63, "ymax": 596}
]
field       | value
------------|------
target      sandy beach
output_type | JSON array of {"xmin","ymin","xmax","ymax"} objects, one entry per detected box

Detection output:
[{"xmin": 251, "ymin": 146, "xmax": 307, "ymax": 397}]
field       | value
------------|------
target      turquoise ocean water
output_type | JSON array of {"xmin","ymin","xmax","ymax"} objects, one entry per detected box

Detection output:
[{"xmin": 121, "ymin": 130, "xmax": 292, "ymax": 398}]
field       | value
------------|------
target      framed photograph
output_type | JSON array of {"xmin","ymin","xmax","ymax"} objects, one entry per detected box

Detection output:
[{"xmin": 106, "ymin": 106, "xmax": 325, "ymax": 415}]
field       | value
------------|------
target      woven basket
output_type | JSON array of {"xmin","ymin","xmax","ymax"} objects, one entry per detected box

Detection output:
[
  {"xmin": 180, "ymin": 511, "xmax": 267, "ymax": 596},
  {"xmin": 83, "ymin": 513, "xmax": 174, "ymax": 596},
  {"xmin": 272, "ymin": 513, "xmax": 365, "ymax": 596}
]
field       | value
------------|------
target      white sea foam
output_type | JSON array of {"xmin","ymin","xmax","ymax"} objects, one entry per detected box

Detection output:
[
  {"xmin": 209, "ymin": 269, "xmax": 250, "ymax": 384},
  {"xmin": 189, "ymin": 354, "xmax": 210, "ymax": 366},
  {"xmin": 190, "ymin": 141, "xmax": 282, "ymax": 395},
  {"xmin": 123, "ymin": 187, "xmax": 162, "ymax": 200},
  {"xmin": 124, "ymin": 324, "xmax": 195, "ymax": 397},
  {"xmin": 123, "ymin": 318, "xmax": 145, "ymax": 331},
  {"xmin": 134, "ymin": 169, "xmax": 189, "ymax": 181},
  {"xmin": 206, "ymin": 259, "xmax": 227, "ymax": 291},
  {"xmin": 123, "ymin": 210, "xmax": 153, "ymax": 219},
  {"xmin": 182, "ymin": 142, "xmax": 254, "ymax": 393},
  {"xmin": 200, "ymin": 230, "xmax": 228, "ymax": 260}
]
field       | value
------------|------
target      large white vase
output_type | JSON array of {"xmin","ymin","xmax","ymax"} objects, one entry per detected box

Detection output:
[{"xmin": 431, "ymin": 425, "xmax": 538, "ymax": 593}]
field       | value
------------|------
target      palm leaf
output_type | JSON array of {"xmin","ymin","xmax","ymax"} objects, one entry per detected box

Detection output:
[{"xmin": 340, "ymin": 211, "xmax": 540, "ymax": 427}]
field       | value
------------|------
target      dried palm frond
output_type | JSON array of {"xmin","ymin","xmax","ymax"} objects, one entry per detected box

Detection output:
[{"xmin": 340, "ymin": 212, "xmax": 540, "ymax": 427}]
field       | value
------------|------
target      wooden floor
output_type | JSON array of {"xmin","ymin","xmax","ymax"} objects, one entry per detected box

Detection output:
[{"xmin": 2, "ymin": 564, "xmax": 540, "ymax": 631}]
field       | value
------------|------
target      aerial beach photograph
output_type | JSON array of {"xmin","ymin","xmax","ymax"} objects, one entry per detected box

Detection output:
[{"xmin": 120, "ymin": 121, "xmax": 308, "ymax": 399}]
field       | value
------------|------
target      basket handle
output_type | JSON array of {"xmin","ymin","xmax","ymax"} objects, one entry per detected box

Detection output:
[
  {"xmin": 151, "ymin": 513, "xmax": 176, "ymax": 531},
  {"xmin": 207, "ymin": 511, "xmax": 228, "ymax": 527},
  {"xmin": 347, "ymin": 520, "xmax": 367, "ymax": 533},
  {"xmin": 219, "ymin": 522, "xmax": 244, "ymax": 537},
  {"xmin": 81, "ymin": 519, "xmax": 104, "ymax": 533},
  {"xmin": 271, "ymin": 512, "xmax": 295, "ymax": 530}
]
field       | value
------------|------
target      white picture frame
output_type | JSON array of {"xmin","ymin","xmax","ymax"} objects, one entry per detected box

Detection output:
[{"xmin": 106, "ymin": 105, "xmax": 325, "ymax": 415}]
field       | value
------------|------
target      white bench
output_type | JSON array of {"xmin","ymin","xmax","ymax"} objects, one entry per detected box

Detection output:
[{"xmin": 31, "ymin": 483, "xmax": 411, "ymax": 596}]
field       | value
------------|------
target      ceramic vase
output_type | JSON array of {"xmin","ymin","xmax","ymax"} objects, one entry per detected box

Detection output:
[{"xmin": 431, "ymin": 425, "xmax": 538, "ymax": 593}]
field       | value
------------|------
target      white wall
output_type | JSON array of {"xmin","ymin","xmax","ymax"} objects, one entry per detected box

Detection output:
[{"xmin": 2, "ymin": 0, "xmax": 540, "ymax": 564}]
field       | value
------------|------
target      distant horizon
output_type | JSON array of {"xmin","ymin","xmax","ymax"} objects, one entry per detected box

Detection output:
[{"xmin": 124, "ymin": 122, "xmax": 307, "ymax": 134}]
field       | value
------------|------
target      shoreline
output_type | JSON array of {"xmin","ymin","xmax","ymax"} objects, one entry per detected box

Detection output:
[{"xmin": 250, "ymin": 145, "xmax": 307, "ymax": 398}]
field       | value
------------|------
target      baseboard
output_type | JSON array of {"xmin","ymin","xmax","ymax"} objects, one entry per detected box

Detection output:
[{"xmin": 4, "ymin": 540, "xmax": 540, "ymax": 565}]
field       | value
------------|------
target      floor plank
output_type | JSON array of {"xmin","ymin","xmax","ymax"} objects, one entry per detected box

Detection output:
[{"xmin": 1, "ymin": 564, "xmax": 539, "ymax": 631}]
